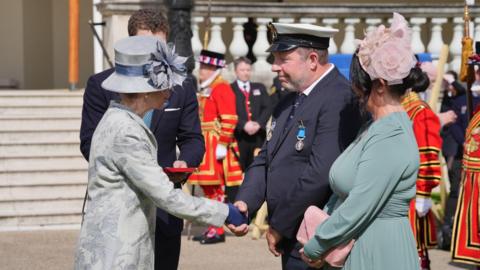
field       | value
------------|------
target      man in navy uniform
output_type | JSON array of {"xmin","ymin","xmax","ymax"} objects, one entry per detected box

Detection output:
[
  {"xmin": 229, "ymin": 22, "xmax": 362, "ymax": 269},
  {"xmin": 79, "ymin": 9, "xmax": 204, "ymax": 270},
  {"xmin": 230, "ymin": 56, "xmax": 272, "ymax": 171}
]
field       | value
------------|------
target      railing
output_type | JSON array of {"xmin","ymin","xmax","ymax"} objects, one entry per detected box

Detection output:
[{"xmin": 97, "ymin": 1, "xmax": 480, "ymax": 85}]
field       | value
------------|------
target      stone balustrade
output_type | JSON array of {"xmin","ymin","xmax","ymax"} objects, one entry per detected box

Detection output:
[{"xmin": 97, "ymin": 1, "xmax": 480, "ymax": 85}]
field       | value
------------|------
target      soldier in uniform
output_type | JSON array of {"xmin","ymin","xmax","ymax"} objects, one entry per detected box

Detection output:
[
  {"xmin": 451, "ymin": 107, "xmax": 480, "ymax": 267},
  {"xmin": 188, "ymin": 50, "xmax": 243, "ymax": 244},
  {"xmin": 230, "ymin": 56, "xmax": 272, "ymax": 171},
  {"xmin": 230, "ymin": 22, "xmax": 362, "ymax": 269},
  {"xmin": 401, "ymin": 75, "xmax": 442, "ymax": 270}
]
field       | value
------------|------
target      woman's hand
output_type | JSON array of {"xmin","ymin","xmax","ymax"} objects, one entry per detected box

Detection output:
[{"xmin": 300, "ymin": 248, "xmax": 325, "ymax": 269}]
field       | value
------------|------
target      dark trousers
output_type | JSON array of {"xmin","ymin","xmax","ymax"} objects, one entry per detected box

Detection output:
[
  {"xmin": 154, "ymin": 227, "xmax": 181, "ymax": 270},
  {"xmin": 236, "ymin": 131, "xmax": 265, "ymax": 172},
  {"xmin": 281, "ymin": 239, "xmax": 317, "ymax": 270}
]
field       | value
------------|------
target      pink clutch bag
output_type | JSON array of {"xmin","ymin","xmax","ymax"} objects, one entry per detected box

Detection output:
[{"xmin": 297, "ymin": 205, "xmax": 354, "ymax": 267}]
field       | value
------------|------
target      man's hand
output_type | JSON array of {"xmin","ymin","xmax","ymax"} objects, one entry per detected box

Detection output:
[
  {"xmin": 167, "ymin": 160, "xmax": 189, "ymax": 184},
  {"xmin": 438, "ymin": 110, "xmax": 457, "ymax": 127},
  {"xmin": 244, "ymin": 121, "xmax": 261, "ymax": 136},
  {"xmin": 266, "ymin": 227, "xmax": 283, "ymax": 257},
  {"xmin": 226, "ymin": 201, "xmax": 249, "ymax": 236},
  {"xmin": 173, "ymin": 160, "xmax": 188, "ymax": 168}
]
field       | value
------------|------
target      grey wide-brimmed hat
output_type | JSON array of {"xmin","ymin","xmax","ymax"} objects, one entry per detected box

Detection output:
[{"xmin": 102, "ymin": 35, "xmax": 187, "ymax": 93}]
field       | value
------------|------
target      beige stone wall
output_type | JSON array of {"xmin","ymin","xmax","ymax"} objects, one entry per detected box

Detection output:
[
  {"xmin": 0, "ymin": 1, "xmax": 24, "ymax": 88},
  {"xmin": 23, "ymin": 0, "xmax": 53, "ymax": 89},
  {"xmin": 0, "ymin": 0, "xmax": 93, "ymax": 89}
]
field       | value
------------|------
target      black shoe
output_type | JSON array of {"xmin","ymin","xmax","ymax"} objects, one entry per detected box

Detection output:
[
  {"xmin": 192, "ymin": 233, "xmax": 206, "ymax": 242},
  {"xmin": 200, "ymin": 233, "xmax": 225, "ymax": 244}
]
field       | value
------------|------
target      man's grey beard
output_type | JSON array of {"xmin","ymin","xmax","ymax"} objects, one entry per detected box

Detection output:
[{"xmin": 284, "ymin": 78, "xmax": 306, "ymax": 92}]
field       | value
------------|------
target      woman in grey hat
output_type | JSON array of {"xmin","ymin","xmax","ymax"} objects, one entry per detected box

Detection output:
[{"xmin": 74, "ymin": 35, "xmax": 245, "ymax": 270}]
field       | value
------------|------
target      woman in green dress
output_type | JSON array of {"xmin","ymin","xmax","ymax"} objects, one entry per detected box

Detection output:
[{"xmin": 301, "ymin": 13, "xmax": 424, "ymax": 269}]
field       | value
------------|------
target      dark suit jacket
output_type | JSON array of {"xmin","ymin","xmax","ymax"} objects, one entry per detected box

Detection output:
[
  {"xmin": 236, "ymin": 67, "xmax": 362, "ymax": 240},
  {"xmin": 231, "ymin": 81, "xmax": 273, "ymax": 170},
  {"xmin": 79, "ymin": 68, "xmax": 205, "ymax": 235},
  {"xmin": 231, "ymin": 81, "xmax": 272, "ymax": 131}
]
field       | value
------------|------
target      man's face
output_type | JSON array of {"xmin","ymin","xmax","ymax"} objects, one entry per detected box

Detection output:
[
  {"xmin": 199, "ymin": 63, "xmax": 218, "ymax": 83},
  {"xmin": 235, "ymin": 62, "xmax": 252, "ymax": 82},
  {"xmin": 136, "ymin": 29, "xmax": 167, "ymax": 42},
  {"xmin": 271, "ymin": 49, "xmax": 309, "ymax": 91}
]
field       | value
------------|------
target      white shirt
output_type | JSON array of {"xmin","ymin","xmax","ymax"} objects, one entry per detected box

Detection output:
[
  {"xmin": 302, "ymin": 64, "xmax": 335, "ymax": 96},
  {"xmin": 237, "ymin": 80, "xmax": 251, "ymax": 93}
]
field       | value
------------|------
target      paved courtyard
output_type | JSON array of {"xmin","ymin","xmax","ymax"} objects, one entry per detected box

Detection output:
[{"xmin": 0, "ymin": 227, "xmax": 476, "ymax": 270}]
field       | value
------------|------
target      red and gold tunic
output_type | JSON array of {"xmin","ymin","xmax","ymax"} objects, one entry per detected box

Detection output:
[
  {"xmin": 188, "ymin": 75, "xmax": 243, "ymax": 186},
  {"xmin": 451, "ymin": 109, "xmax": 480, "ymax": 265},
  {"xmin": 402, "ymin": 92, "xmax": 442, "ymax": 251}
]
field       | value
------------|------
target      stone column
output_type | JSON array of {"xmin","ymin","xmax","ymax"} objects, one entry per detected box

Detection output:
[
  {"xmin": 229, "ymin": 17, "xmax": 249, "ymax": 60},
  {"xmin": 427, "ymin": 18, "xmax": 447, "ymax": 59},
  {"xmin": 365, "ymin": 18, "xmax": 382, "ymax": 34},
  {"xmin": 207, "ymin": 17, "xmax": 227, "ymax": 54},
  {"xmin": 191, "ymin": 16, "xmax": 203, "ymax": 76},
  {"xmin": 323, "ymin": 18, "xmax": 339, "ymax": 54},
  {"xmin": 340, "ymin": 18, "xmax": 360, "ymax": 53},
  {"xmin": 450, "ymin": 17, "xmax": 464, "ymax": 71},
  {"xmin": 252, "ymin": 17, "xmax": 274, "ymax": 86},
  {"xmin": 410, "ymin": 17, "xmax": 426, "ymax": 54}
]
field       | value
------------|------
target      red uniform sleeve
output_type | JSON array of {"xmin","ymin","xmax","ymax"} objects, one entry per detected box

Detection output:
[
  {"xmin": 210, "ymin": 83, "xmax": 238, "ymax": 145},
  {"xmin": 412, "ymin": 107, "xmax": 443, "ymax": 197}
]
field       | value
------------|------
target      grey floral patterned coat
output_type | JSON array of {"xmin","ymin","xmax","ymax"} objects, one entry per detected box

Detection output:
[{"xmin": 74, "ymin": 102, "xmax": 228, "ymax": 269}]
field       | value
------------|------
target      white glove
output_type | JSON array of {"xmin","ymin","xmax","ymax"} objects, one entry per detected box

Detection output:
[
  {"xmin": 415, "ymin": 197, "xmax": 433, "ymax": 218},
  {"xmin": 215, "ymin": 144, "xmax": 227, "ymax": 160}
]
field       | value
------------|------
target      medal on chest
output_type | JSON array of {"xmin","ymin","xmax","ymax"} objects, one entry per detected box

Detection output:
[
  {"xmin": 295, "ymin": 120, "xmax": 306, "ymax": 151},
  {"xmin": 267, "ymin": 120, "xmax": 276, "ymax": 141}
]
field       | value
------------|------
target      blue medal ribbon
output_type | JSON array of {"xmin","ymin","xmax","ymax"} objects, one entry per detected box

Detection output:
[{"xmin": 297, "ymin": 121, "xmax": 306, "ymax": 140}]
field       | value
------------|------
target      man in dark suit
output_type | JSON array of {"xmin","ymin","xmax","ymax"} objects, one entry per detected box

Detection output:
[
  {"xmin": 79, "ymin": 9, "xmax": 204, "ymax": 270},
  {"xmin": 230, "ymin": 57, "xmax": 272, "ymax": 171},
  {"xmin": 228, "ymin": 23, "xmax": 362, "ymax": 269}
]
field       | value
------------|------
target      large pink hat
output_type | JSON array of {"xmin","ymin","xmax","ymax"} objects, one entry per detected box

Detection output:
[{"xmin": 357, "ymin": 13, "xmax": 417, "ymax": 85}]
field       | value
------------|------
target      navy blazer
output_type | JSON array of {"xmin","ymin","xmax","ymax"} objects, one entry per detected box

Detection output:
[
  {"xmin": 79, "ymin": 68, "xmax": 205, "ymax": 235},
  {"xmin": 236, "ymin": 67, "xmax": 362, "ymax": 239}
]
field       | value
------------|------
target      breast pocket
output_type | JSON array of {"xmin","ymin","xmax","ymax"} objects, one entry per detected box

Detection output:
[
  {"xmin": 156, "ymin": 109, "xmax": 182, "ymax": 135},
  {"xmin": 163, "ymin": 109, "xmax": 182, "ymax": 120}
]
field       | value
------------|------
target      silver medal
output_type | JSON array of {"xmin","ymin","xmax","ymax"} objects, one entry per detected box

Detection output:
[{"xmin": 295, "ymin": 140, "xmax": 304, "ymax": 151}]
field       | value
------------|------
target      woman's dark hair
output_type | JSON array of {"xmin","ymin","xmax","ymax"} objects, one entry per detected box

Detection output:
[
  {"xmin": 446, "ymin": 70, "xmax": 458, "ymax": 80},
  {"xmin": 350, "ymin": 51, "xmax": 430, "ymax": 99},
  {"xmin": 350, "ymin": 51, "xmax": 372, "ymax": 105},
  {"xmin": 409, "ymin": 68, "xmax": 430, "ymax": 93}
]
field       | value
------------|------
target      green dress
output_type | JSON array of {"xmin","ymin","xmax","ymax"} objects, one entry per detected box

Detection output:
[{"xmin": 303, "ymin": 112, "xmax": 420, "ymax": 270}]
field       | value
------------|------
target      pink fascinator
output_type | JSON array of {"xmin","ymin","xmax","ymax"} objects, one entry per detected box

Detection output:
[{"xmin": 357, "ymin": 13, "xmax": 417, "ymax": 85}]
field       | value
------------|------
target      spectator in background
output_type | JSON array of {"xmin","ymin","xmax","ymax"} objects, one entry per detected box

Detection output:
[{"xmin": 230, "ymin": 57, "xmax": 272, "ymax": 171}]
